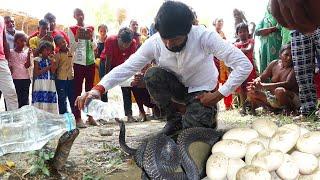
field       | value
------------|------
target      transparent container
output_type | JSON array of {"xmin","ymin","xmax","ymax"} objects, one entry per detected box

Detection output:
[
  {"xmin": 84, "ymin": 99, "xmax": 124, "ymax": 120},
  {"xmin": 0, "ymin": 105, "xmax": 75, "ymax": 156}
]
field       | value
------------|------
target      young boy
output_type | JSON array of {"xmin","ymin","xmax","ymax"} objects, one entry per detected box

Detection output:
[
  {"xmin": 234, "ymin": 23, "xmax": 257, "ymax": 115},
  {"xmin": 54, "ymin": 35, "xmax": 76, "ymax": 116},
  {"xmin": 67, "ymin": 8, "xmax": 97, "ymax": 128}
]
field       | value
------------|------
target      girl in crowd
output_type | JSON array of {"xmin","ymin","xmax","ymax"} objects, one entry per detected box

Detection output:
[
  {"xmin": 234, "ymin": 23, "xmax": 257, "ymax": 115},
  {"xmin": 32, "ymin": 41, "xmax": 58, "ymax": 113},
  {"xmin": 8, "ymin": 33, "xmax": 31, "ymax": 108}
]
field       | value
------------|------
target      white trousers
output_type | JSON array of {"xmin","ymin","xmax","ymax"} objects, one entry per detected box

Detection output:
[{"xmin": 0, "ymin": 60, "xmax": 18, "ymax": 111}]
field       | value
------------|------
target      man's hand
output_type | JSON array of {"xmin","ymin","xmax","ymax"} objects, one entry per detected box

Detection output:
[
  {"xmin": 270, "ymin": 0, "xmax": 319, "ymax": 33},
  {"xmin": 75, "ymin": 90, "xmax": 101, "ymax": 110},
  {"xmin": 195, "ymin": 91, "xmax": 224, "ymax": 107}
]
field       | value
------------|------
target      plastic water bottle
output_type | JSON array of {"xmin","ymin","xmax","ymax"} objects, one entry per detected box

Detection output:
[
  {"xmin": 84, "ymin": 99, "xmax": 124, "ymax": 120},
  {"xmin": 0, "ymin": 105, "xmax": 75, "ymax": 156}
]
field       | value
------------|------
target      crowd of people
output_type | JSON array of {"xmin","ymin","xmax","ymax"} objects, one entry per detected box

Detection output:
[{"xmin": 0, "ymin": 0, "xmax": 320, "ymax": 135}]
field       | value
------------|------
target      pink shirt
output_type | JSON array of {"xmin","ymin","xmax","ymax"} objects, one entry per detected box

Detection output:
[
  {"xmin": 0, "ymin": 16, "xmax": 5, "ymax": 60},
  {"xmin": 8, "ymin": 49, "xmax": 30, "ymax": 79}
]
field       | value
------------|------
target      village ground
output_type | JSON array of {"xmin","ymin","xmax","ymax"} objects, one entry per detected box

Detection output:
[{"xmin": 1, "ymin": 87, "xmax": 320, "ymax": 180}]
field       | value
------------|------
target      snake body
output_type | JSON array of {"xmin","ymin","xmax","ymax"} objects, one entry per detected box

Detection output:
[{"xmin": 117, "ymin": 120, "xmax": 224, "ymax": 180}]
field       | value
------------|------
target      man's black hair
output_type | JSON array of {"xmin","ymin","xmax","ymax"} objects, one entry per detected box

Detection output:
[
  {"xmin": 53, "ymin": 35, "xmax": 65, "ymax": 44},
  {"xmin": 279, "ymin": 43, "xmax": 291, "ymax": 54},
  {"xmin": 98, "ymin": 24, "xmax": 108, "ymax": 31},
  {"xmin": 154, "ymin": 1, "xmax": 194, "ymax": 39},
  {"xmin": 13, "ymin": 32, "xmax": 26, "ymax": 42},
  {"xmin": 118, "ymin": 27, "xmax": 133, "ymax": 43},
  {"xmin": 236, "ymin": 22, "xmax": 249, "ymax": 34},
  {"xmin": 38, "ymin": 40, "xmax": 54, "ymax": 53},
  {"xmin": 44, "ymin": 12, "xmax": 56, "ymax": 22},
  {"xmin": 38, "ymin": 19, "xmax": 48, "ymax": 27}
]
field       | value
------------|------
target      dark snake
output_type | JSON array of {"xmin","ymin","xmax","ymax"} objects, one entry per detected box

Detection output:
[{"xmin": 116, "ymin": 120, "xmax": 224, "ymax": 180}]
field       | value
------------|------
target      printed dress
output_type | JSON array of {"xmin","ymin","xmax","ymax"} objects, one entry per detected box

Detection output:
[{"xmin": 32, "ymin": 57, "xmax": 58, "ymax": 114}]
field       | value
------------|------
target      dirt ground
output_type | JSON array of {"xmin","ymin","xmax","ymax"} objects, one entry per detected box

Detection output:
[{"xmin": 1, "ymin": 87, "xmax": 320, "ymax": 180}]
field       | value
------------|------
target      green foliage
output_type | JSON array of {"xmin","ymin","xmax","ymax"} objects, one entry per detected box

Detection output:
[{"xmin": 29, "ymin": 149, "xmax": 54, "ymax": 177}]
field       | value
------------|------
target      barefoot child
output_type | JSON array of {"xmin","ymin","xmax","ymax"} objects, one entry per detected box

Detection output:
[
  {"xmin": 234, "ymin": 23, "xmax": 258, "ymax": 115},
  {"xmin": 32, "ymin": 41, "xmax": 58, "ymax": 113}
]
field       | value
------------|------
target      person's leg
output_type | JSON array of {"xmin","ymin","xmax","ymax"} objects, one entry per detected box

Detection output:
[
  {"xmin": 99, "ymin": 60, "xmax": 106, "ymax": 79},
  {"xmin": 274, "ymin": 88, "xmax": 299, "ymax": 111},
  {"xmin": 84, "ymin": 64, "xmax": 99, "ymax": 125},
  {"xmin": 14, "ymin": 79, "xmax": 31, "ymax": 108},
  {"xmin": 13, "ymin": 79, "xmax": 22, "ymax": 108},
  {"xmin": 73, "ymin": 64, "xmax": 86, "ymax": 127},
  {"xmin": 131, "ymin": 87, "xmax": 145, "ymax": 114},
  {"xmin": 247, "ymin": 90, "xmax": 268, "ymax": 110},
  {"xmin": 144, "ymin": 67, "xmax": 187, "ymax": 134},
  {"xmin": 85, "ymin": 65, "xmax": 95, "ymax": 92},
  {"xmin": 0, "ymin": 60, "xmax": 18, "ymax": 111},
  {"xmin": 292, "ymin": 30, "xmax": 317, "ymax": 117},
  {"xmin": 55, "ymin": 80, "xmax": 68, "ymax": 114},
  {"xmin": 20, "ymin": 79, "xmax": 31, "ymax": 107},
  {"xmin": 121, "ymin": 87, "xmax": 135, "ymax": 122},
  {"xmin": 315, "ymin": 28, "xmax": 320, "ymax": 114},
  {"xmin": 66, "ymin": 79, "xmax": 76, "ymax": 115}
]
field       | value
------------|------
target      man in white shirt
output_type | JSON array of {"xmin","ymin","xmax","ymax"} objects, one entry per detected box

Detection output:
[{"xmin": 76, "ymin": 1, "xmax": 252, "ymax": 135}]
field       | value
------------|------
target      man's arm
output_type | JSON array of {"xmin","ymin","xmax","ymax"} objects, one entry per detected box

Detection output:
[
  {"xmin": 202, "ymin": 30, "xmax": 253, "ymax": 97},
  {"xmin": 97, "ymin": 37, "xmax": 155, "ymax": 93}
]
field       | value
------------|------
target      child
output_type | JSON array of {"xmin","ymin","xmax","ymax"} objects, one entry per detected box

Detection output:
[
  {"xmin": 8, "ymin": 33, "xmax": 31, "ymax": 108},
  {"xmin": 32, "ymin": 41, "xmax": 58, "ymax": 113},
  {"xmin": 234, "ymin": 23, "xmax": 257, "ymax": 115},
  {"xmin": 54, "ymin": 35, "xmax": 76, "ymax": 115},
  {"xmin": 95, "ymin": 24, "xmax": 108, "ymax": 102}
]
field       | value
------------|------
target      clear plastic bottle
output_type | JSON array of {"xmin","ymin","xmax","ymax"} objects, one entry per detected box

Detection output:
[
  {"xmin": 84, "ymin": 99, "xmax": 124, "ymax": 120},
  {"xmin": 0, "ymin": 105, "xmax": 75, "ymax": 156}
]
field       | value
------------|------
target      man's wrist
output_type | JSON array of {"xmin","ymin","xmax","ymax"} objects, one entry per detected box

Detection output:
[{"xmin": 92, "ymin": 85, "xmax": 106, "ymax": 95}]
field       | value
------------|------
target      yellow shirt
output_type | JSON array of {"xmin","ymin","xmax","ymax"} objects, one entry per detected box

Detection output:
[
  {"xmin": 29, "ymin": 36, "xmax": 41, "ymax": 50},
  {"xmin": 54, "ymin": 51, "xmax": 74, "ymax": 80},
  {"xmin": 29, "ymin": 36, "xmax": 55, "ymax": 51}
]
